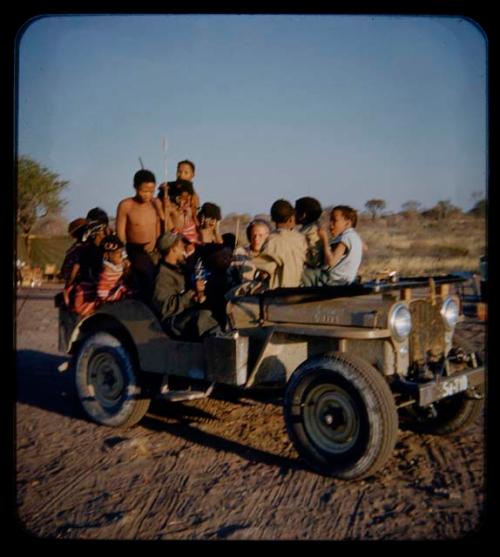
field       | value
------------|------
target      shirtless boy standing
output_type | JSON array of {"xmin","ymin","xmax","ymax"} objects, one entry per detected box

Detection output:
[{"xmin": 116, "ymin": 169, "xmax": 161, "ymax": 300}]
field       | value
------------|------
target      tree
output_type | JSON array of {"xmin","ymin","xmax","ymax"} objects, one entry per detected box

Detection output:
[
  {"xmin": 422, "ymin": 199, "xmax": 461, "ymax": 221},
  {"xmin": 401, "ymin": 200, "xmax": 422, "ymax": 214},
  {"xmin": 365, "ymin": 199, "xmax": 386, "ymax": 220},
  {"xmin": 468, "ymin": 198, "xmax": 486, "ymax": 218},
  {"xmin": 17, "ymin": 156, "xmax": 69, "ymax": 260},
  {"xmin": 17, "ymin": 156, "xmax": 68, "ymax": 236}
]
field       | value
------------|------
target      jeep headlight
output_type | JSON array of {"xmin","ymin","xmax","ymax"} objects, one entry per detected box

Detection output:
[
  {"xmin": 441, "ymin": 296, "xmax": 459, "ymax": 329},
  {"xmin": 389, "ymin": 303, "xmax": 412, "ymax": 341}
]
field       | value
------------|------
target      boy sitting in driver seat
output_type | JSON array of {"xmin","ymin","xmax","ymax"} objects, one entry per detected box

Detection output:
[{"xmin": 152, "ymin": 230, "xmax": 220, "ymax": 341}]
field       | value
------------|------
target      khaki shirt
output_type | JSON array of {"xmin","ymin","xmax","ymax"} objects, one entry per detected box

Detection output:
[{"xmin": 253, "ymin": 228, "xmax": 307, "ymax": 288}]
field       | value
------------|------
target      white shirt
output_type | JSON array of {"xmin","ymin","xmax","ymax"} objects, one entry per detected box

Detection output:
[{"xmin": 328, "ymin": 227, "xmax": 363, "ymax": 283}]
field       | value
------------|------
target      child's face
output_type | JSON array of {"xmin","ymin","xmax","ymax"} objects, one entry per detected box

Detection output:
[
  {"xmin": 107, "ymin": 249, "xmax": 123, "ymax": 266},
  {"xmin": 135, "ymin": 182, "xmax": 156, "ymax": 203},
  {"xmin": 176, "ymin": 191, "xmax": 191, "ymax": 209},
  {"xmin": 201, "ymin": 216, "xmax": 218, "ymax": 229},
  {"xmin": 330, "ymin": 210, "xmax": 351, "ymax": 237},
  {"xmin": 177, "ymin": 163, "xmax": 195, "ymax": 182}
]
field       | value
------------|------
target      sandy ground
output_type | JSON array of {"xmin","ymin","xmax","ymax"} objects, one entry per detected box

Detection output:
[{"xmin": 15, "ymin": 284, "xmax": 487, "ymax": 541}]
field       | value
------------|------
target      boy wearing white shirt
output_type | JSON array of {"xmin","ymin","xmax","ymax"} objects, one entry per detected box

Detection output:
[{"xmin": 302, "ymin": 205, "xmax": 363, "ymax": 286}]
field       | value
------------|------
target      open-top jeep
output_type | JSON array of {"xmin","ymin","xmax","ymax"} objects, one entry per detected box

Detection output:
[{"xmin": 57, "ymin": 275, "xmax": 485, "ymax": 480}]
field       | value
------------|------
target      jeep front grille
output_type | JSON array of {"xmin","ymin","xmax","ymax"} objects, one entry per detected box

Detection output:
[{"xmin": 408, "ymin": 300, "xmax": 446, "ymax": 364}]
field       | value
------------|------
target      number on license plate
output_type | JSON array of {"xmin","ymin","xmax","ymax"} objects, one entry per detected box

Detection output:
[{"xmin": 441, "ymin": 375, "xmax": 468, "ymax": 398}]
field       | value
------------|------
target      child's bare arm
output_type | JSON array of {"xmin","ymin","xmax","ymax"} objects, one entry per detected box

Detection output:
[
  {"xmin": 167, "ymin": 204, "xmax": 182, "ymax": 231},
  {"xmin": 116, "ymin": 200, "xmax": 128, "ymax": 244},
  {"xmin": 191, "ymin": 192, "xmax": 200, "ymax": 226},
  {"xmin": 318, "ymin": 226, "xmax": 346, "ymax": 268},
  {"xmin": 164, "ymin": 209, "xmax": 174, "ymax": 231},
  {"xmin": 214, "ymin": 220, "xmax": 223, "ymax": 244},
  {"xmin": 156, "ymin": 211, "xmax": 161, "ymax": 239},
  {"xmin": 199, "ymin": 227, "xmax": 211, "ymax": 244},
  {"xmin": 160, "ymin": 183, "xmax": 174, "ymax": 215},
  {"xmin": 325, "ymin": 242, "xmax": 347, "ymax": 268},
  {"xmin": 67, "ymin": 262, "xmax": 80, "ymax": 286},
  {"xmin": 153, "ymin": 197, "xmax": 165, "ymax": 222},
  {"xmin": 158, "ymin": 184, "xmax": 178, "ymax": 231}
]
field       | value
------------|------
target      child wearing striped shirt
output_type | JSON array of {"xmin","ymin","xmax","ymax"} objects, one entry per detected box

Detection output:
[
  {"xmin": 96, "ymin": 235, "xmax": 132, "ymax": 303},
  {"xmin": 72, "ymin": 235, "xmax": 132, "ymax": 316}
]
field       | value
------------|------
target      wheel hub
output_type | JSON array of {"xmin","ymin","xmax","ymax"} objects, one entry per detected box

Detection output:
[
  {"xmin": 89, "ymin": 352, "xmax": 125, "ymax": 407},
  {"xmin": 321, "ymin": 406, "xmax": 346, "ymax": 427},
  {"xmin": 303, "ymin": 384, "xmax": 360, "ymax": 454}
]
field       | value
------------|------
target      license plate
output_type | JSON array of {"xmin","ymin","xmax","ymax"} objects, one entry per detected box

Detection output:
[{"xmin": 439, "ymin": 375, "xmax": 468, "ymax": 399}]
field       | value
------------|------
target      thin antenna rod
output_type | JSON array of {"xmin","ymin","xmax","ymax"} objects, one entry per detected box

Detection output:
[{"xmin": 162, "ymin": 137, "xmax": 168, "ymax": 183}]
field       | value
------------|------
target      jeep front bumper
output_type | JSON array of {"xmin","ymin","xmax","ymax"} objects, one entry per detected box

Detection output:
[{"xmin": 393, "ymin": 366, "xmax": 485, "ymax": 407}]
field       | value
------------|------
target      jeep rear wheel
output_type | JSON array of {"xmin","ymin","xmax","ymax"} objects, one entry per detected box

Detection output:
[
  {"xmin": 284, "ymin": 353, "xmax": 398, "ymax": 480},
  {"xmin": 403, "ymin": 385, "xmax": 484, "ymax": 436},
  {"xmin": 75, "ymin": 332, "xmax": 150, "ymax": 427}
]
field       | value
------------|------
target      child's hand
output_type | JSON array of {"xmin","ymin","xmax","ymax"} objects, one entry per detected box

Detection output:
[
  {"xmin": 318, "ymin": 225, "xmax": 330, "ymax": 243},
  {"xmin": 192, "ymin": 280, "xmax": 207, "ymax": 303},
  {"xmin": 195, "ymin": 279, "xmax": 206, "ymax": 295}
]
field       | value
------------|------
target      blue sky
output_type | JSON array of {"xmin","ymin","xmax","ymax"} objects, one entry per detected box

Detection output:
[{"xmin": 17, "ymin": 14, "xmax": 487, "ymax": 221}]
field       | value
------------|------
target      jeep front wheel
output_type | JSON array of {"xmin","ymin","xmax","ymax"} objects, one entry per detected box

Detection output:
[
  {"xmin": 284, "ymin": 353, "xmax": 398, "ymax": 480},
  {"xmin": 74, "ymin": 332, "xmax": 150, "ymax": 427}
]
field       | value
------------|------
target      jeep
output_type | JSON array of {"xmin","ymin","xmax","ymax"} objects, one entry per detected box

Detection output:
[{"xmin": 57, "ymin": 274, "xmax": 485, "ymax": 480}]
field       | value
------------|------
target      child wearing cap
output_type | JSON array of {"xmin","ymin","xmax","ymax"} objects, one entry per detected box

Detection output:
[
  {"xmin": 152, "ymin": 230, "xmax": 220, "ymax": 340},
  {"xmin": 86, "ymin": 207, "xmax": 112, "ymax": 234},
  {"xmin": 79, "ymin": 220, "xmax": 108, "ymax": 283},
  {"xmin": 96, "ymin": 235, "xmax": 132, "ymax": 302},
  {"xmin": 71, "ymin": 234, "xmax": 132, "ymax": 316}
]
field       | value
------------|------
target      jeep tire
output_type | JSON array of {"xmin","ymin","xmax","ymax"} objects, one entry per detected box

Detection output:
[
  {"xmin": 403, "ymin": 334, "xmax": 484, "ymax": 435},
  {"xmin": 74, "ymin": 331, "xmax": 150, "ymax": 427},
  {"xmin": 284, "ymin": 352, "xmax": 399, "ymax": 480}
]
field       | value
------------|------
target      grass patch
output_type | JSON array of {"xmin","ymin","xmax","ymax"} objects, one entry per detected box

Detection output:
[{"xmin": 356, "ymin": 215, "xmax": 485, "ymax": 279}]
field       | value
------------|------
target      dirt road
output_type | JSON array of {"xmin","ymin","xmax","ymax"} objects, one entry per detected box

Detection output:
[{"xmin": 15, "ymin": 285, "xmax": 486, "ymax": 540}]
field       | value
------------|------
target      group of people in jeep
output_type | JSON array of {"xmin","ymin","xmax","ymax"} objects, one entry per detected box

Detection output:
[{"xmin": 60, "ymin": 161, "xmax": 364, "ymax": 340}]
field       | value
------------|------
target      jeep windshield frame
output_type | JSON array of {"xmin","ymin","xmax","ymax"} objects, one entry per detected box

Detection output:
[{"xmin": 252, "ymin": 274, "xmax": 466, "ymax": 305}]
